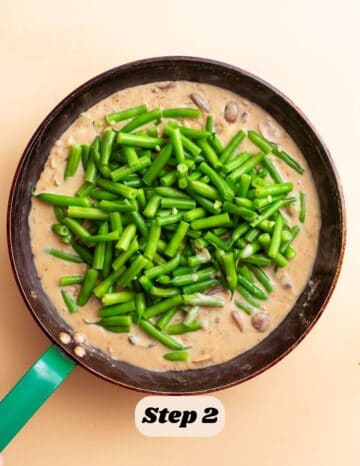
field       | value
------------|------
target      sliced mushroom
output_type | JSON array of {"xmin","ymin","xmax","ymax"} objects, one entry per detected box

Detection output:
[
  {"xmin": 192, "ymin": 354, "xmax": 212, "ymax": 363},
  {"xmin": 251, "ymin": 310, "xmax": 270, "ymax": 332},
  {"xmin": 190, "ymin": 92, "xmax": 210, "ymax": 113},
  {"xmin": 156, "ymin": 81, "xmax": 176, "ymax": 90},
  {"xmin": 224, "ymin": 101, "xmax": 239, "ymax": 123},
  {"xmin": 240, "ymin": 112, "xmax": 249, "ymax": 123},
  {"xmin": 128, "ymin": 334, "xmax": 155, "ymax": 348},
  {"xmin": 258, "ymin": 119, "xmax": 281, "ymax": 143},
  {"xmin": 231, "ymin": 310, "xmax": 244, "ymax": 332}
]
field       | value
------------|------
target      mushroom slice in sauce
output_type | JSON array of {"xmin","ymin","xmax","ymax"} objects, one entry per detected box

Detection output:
[
  {"xmin": 224, "ymin": 101, "xmax": 239, "ymax": 123},
  {"xmin": 231, "ymin": 310, "xmax": 245, "ymax": 332},
  {"xmin": 156, "ymin": 81, "xmax": 177, "ymax": 90},
  {"xmin": 251, "ymin": 310, "xmax": 270, "ymax": 332},
  {"xmin": 190, "ymin": 92, "xmax": 210, "ymax": 113},
  {"xmin": 258, "ymin": 118, "xmax": 282, "ymax": 143}
]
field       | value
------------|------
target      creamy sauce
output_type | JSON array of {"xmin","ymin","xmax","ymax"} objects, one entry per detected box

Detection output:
[{"xmin": 29, "ymin": 81, "xmax": 321, "ymax": 371}]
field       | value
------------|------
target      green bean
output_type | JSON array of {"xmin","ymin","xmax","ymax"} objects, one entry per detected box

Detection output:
[
  {"xmin": 98, "ymin": 200, "xmax": 137, "ymax": 213},
  {"xmin": 299, "ymin": 192, "xmax": 306, "ymax": 223},
  {"xmin": 156, "ymin": 275, "xmax": 171, "ymax": 285},
  {"xmin": 77, "ymin": 268, "xmax": 99, "ymax": 306},
  {"xmin": 244, "ymin": 228, "xmax": 260, "ymax": 243},
  {"xmin": 106, "ymin": 104, "xmax": 147, "ymax": 125},
  {"xmin": 76, "ymin": 182, "xmax": 94, "ymax": 198},
  {"xmin": 237, "ymin": 173, "xmax": 252, "ymax": 198},
  {"xmin": 204, "ymin": 232, "xmax": 231, "ymax": 251},
  {"xmin": 231, "ymin": 223, "xmax": 250, "ymax": 241},
  {"xmin": 160, "ymin": 197, "xmax": 196, "ymax": 210},
  {"xmin": 66, "ymin": 207, "xmax": 107, "ymax": 221},
  {"xmin": 134, "ymin": 293, "xmax": 146, "ymax": 319},
  {"xmin": 187, "ymin": 250, "xmax": 211, "ymax": 267},
  {"xmin": 220, "ymin": 130, "xmax": 246, "ymax": 164},
  {"xmin": 130, "ymin": 211, "xmax": 149, "ymax": 236},
  {"xmin": 144, "ymin": 254, "xmax": 180, "ymax": 281},
  {"xmin": 280, "ymin": 226, "xmax": 300, "ymax": 253},
  {"xmin": 249, "ymin": 266, "xmax": 274, "ymax": 292},
  {"xmin": 163, "ymin": 107, "xmax": 201, "ymax": 118},
  {"xmin": 135, "ymin": 318, "xmax": 184, "ymax": 350},
  {"xmin": 262, "ymin": 154, "xmax": 282, "ymax": 183},
  {"xmin": 59, "ymin": 275, "xmax": 84, "ymax": 286},
  {"xmin": 258, "ymin": 234, "xmax": 288, "ymax": 267},
  {"xmin": 222, "ymin": 252, "xmax": 237, "ymax": 291},
  {"xmin": 237, "ymin": 241, "xmax": 262, "ymax": 259},
  {"xmin": 100, "ymin": 130, "xmax": 116, "ymax": 167},
  {"xmin": 210, "ymin": 134, "xmax": 224, "ymax": 155},
  {"xmin": 191, "ymin": 213, "xmax": 231, "ymax": 230},
  {"xmin": 118, "ymin": 255, "xmax": 148, "ymax": 288},
  {"xmin": 144, "ymin": 279, "xmax": 180, "ymax": 298},
  {"xmin": 188, "ymin": 180, "xmax": 221, "ymax": 201},
  {"xmin": 69, "ymin": 242, "xmax": 93, "ymax": 265},
  {"xmin": 248, "ymin": 130, "xmax": 272, "ymax": 154},
  {"xmin": 227, "ymin": 153, "xmax": 264, "ymax": 183},
  {"xmin": 179, "ymin": 126, "xmax": 212, "ymax": 139},
  {"xmin": 156, "ymin": 212, "xmax": 183, "ymax": 226},
  {"xmin": 183, "ymin": 278, "xmax": 219, "ymax": 294},
  {"xmin": 153, "ymin": 186, "xmax": 191, "ymax": 200},
  {"xmin": 143, "ymin": 222, "xmax": 161, "ymax": 261},
  {"xmin": 93, "ymin": 266, "xmax": 126, "ymax": 297},
  {"xmin": 239, "ymin": 265, "xmax": 253, "ymax": 282},
  {"xmin": 255, "ymin": 182, "xmax": 293, "ymax": 198},
  {"xmin": 222, "ymin": 151, "xmax": 251, "ymax": 174},
  {"xmin": 242, "ymin": 254, "xmax": 272, "ymax": 267},
  {"xmin": 143, "ymin": 144, "xmax": 172, "ymax": 185},
  {"xmin": 101, "ymin": 291, "xmax": 136, "ymax": 307},
  {"xmin": 85, "ymin": 231, "xmax": 120, "ymax": 243},
  {"xmin": 166, "ymin": 321, "xmax": 202, "ymax": 335},
  {"xmin": 235, "ymin": 301, "xmax": 255, "ymax": 315},
  {"xmin": 170, "ymin": 267, "xmax": 216, "ymax": 287},
  {"xmin": 102, "ymin": 325, "xmax": 131, "ymax": 333},
  {"xmin": 199, "ymin": 162, "xmax": 234, "ymax": 201},
  {"xmin": 182, "ymin": 293, "xmax": 225, "ymax": 307},
  {"xmin": 284, "ymin": 246, "xmax": 296, "ymax": 260},
  {"xmin": 93, "ymin": 222, "xmax": 108, "ymax": 270},
  {"xmin": 64, "ymin": 145, "xmax": 82, "ymax": 180},
  {"xmin": 268, "ymin": 214, "xmax": 283, "ymax": 258},
  {"xmin": 250, "ymin": 198, "xmax": 291, "ymax": 227},
  {"xmin": 184, "ymin": 207, "xmax": 206, "ymax": 222},
  {"xmin": 93, "ymin": 316, "xmax": 133, "ymax": 328},
  {"xmin": 116, "ymin": 224, "xmax": 137, "ymax": 251},
  {"xmin": 81, "ymin": 144, "xmax": 90, "ymax": 168},
  {"xmin": 171, "ymin": 266, "xmax": 193, "ymax": 277},
  {"xmin": 102, "ymin": 242, "xmax": 114, "ymax": 279},
  {"xmin": 37, "ymin": 193, "xmax": 90, "ymax": 207},
  {"xmin": 167, "ymin": 127, "xmax": 185, "ymax": 164},
  {"xmin": 51, "ymin": 223, "xmax": 69, "ymax": 237},
  {"xmin": 122, "ymin": 146, "xmax": 138, "ymax": 167},
  {"xmin": 196, "ymin": 138, "xmax": 222, "ymax": 169},
  {"xmin": 237, "ymin": 285, "xmax": 260, "ymax": 307},
  {"xmin": 162, "ymin": 350, "xmax": 188, "ymax": 362},
  {"xmin": 110, "ymin": 156, "xmax": 151, "ymax": 182},
  {"xmin": 121, "ymin": 108, "xmax": 162, "ymax": 133},
  {"xmin": 185, "ymin": 188, "xmax": 221, "ymax": 215},
  {"xmin": 61, "ymin": 290, "xmax": 78, "ymax": 313},
  {"xmin": 143, "ymin": 295, "xmax": 183, "ymax": 319},
  {"xmin": 160, "ymin": 170, "xmax": 177, "ymax": 187},
  {"xmin": 99, "ymin": 301, "xmax": 136, "ymax": 318},
  {"xmin": 109, "ymin": 212, "xmax": 123, "ymax": 234},
  {"xmin": 46, "ymin": 247, "xmax": 84, "ymax": 263},
  {"xmin": 271, "ymin": 145, "xmax": 305, "ymax": 174},
  {"xmin": 61, "ymin": 218, "xmax": 91, "ymax": 241},
  {"xmin": 223, "ymin": 202, "xmax": 257, "ymax": 222},
  {"xmin": 90, "ymin": 190, "xmax": 118, "ymax": 201}
]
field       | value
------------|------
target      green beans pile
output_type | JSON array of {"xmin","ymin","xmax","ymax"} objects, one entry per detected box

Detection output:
[{"xmin": 37, "ymin": 102, "xmax": 305, "ymax": 363}]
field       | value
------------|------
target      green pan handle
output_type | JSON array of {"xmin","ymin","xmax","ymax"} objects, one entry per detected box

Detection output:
[{"xmin": 0, "ymin": 345, "xmax": 75, "ymax": 451}]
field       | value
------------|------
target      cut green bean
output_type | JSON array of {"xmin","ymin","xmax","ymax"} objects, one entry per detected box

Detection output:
[
  {"xmin": 106, "ymin": 104, "xmax": 147, "ymax": 125},
  {"xmin": 143, "ymin": 295, "xmax": 183, "ymax": 319},
  {"xmin": 136, "ymin": 318, "xmax": 184, "ymax": 350},
  {"xmin": 37, "ymin": 193, "xmax": 90, "ymax": 207},
  {"xmin": 121, "ymin": 108, "xmax": 163, "ymax": 133},
  {"xmin": 199, "ymin": 162, "xmax": 234, "ymax": 201},
  {"xmin": 182, "ymin": 293, "xmax": 225, "ymax": 307},
  {"xmin": 145, "ymin": 254, "xmax": 181, "ymax": 280},
  {"xmin": 271, "ymin": 145, "xmax": 305, "ymax": 174},
  {"xmin": 166, "ymin": 321, "xmax": 202, "ymax": 335},
  {"xmin": 163, "ymin": 107, "xmax": 201, "ymax": 118},
  {"xmin": 116, "ymin": 224, "xmax": 137, "ymax": 251},
  {"xmin": 64, "ymin": 145, "xmax": 82, "ymax": 180},
  {"xmin": 220, "ymin": 130, "xmax": 246, "ymax": 164},
  {"xmin": 191, "ymin": 213, "xmax": 231, "ymax": 230},
  {"xmin": 299, "ymin": 192, "xmax": 306, "ymax": 223},
  {"xmin": 77, "ymin": 268, "xmax": 99, "ymax": 306},
  {"xmin": 248, "ymin": 130, "xmax": 272, "ymax": 154},
  {"xmin": 61, "ymin": 290, "xmax": 78, "ymax": 313},
  {"xmin": 143, "ymin": 144, "xmax": 173, "ymax": 185},
  {"xmin": 46, "ymin": 247, "xmax": 84, "ymax": 263}
]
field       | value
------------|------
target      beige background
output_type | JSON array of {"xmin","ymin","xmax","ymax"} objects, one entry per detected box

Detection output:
[{"xmin": 0, "ymin": 1, "xmax": 359, "ymax": 465}]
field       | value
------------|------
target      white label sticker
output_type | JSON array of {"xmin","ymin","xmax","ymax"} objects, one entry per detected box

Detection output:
[{"xmin": 135, "ymin": 396, "xmax": 225, "ymax": 437}]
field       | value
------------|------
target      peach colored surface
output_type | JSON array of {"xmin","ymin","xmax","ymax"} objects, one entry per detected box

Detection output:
[{"xmin": 0, "ymin": 1, "xmax": 359, "ymax": 465}]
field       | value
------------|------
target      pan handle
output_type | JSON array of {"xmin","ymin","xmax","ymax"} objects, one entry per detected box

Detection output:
[{"xmin": 0, "ymin": 345, "xmax": 75, "ymax": 451}]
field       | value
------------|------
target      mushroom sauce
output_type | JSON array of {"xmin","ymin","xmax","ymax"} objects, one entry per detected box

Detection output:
[{"xmin": 29, "ymin": 81, "xmax": 320, "ymax": 371}]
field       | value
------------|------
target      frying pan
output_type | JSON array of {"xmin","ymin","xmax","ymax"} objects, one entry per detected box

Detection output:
[{"xmin": 0, "ymin": 57, "xmax": 346, "ymax": 450}]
